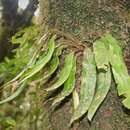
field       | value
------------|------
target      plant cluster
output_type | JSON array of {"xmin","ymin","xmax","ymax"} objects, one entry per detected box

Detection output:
[{"xmin": 0, "ymin": 26, "xmax": 130, "ymax": 126}]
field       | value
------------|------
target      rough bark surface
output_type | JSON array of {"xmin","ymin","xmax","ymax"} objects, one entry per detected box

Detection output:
[{"xmin": 39, "ymin": 0, "xmax": 130, "ymax": 130}]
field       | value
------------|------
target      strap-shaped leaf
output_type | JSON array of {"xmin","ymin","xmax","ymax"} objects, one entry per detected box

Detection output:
[
  {"xmin": 0, "ymin": 81, "xmax": 27, "ymax": 104},
  {"xmin": 93, "ymin": 39, "xmax": 109, "ymax": 70},
  {"xmin": 87, "ymin": 67, "xmax": 111, "ymax": 121},
  {"xmin": 43, "ymin": 56, "xmax": 59, "ymax": 80},
  {"xmin": 102, "ymin": 34, "xmax": 130, "ymax": 109},
  {"xmin": 45, "ymin": 52, "xmax": 74, "ymax": 92},
  {"xmin": 102, "ymin": 34, "xmax": 130, "ymax": 96},
  {"xmin": 51, "ymin": 56, "xmax": 76, "ymax": 107},
  {"xmin": 37, "ymin": 55, "xmax": 59, "ymax": 85},
  {"xmin": 19, "ymin": 36, "xmax": 55, "ymax": 84},
  {"xmin": 111, "ymin": 67, "xmax": 130, "ymax": 96},
  {"xmin": 70, "ymin": 48, "xmax": 96, "ymax": 124},
  {"xmin": 39, "ymin": 45, "xmax": 65, "ymax": 84}
]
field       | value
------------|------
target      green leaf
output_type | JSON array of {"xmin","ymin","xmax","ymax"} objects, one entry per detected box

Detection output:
[
  {"xmin": 5, "ymin": 118, "xmax": 16, "ymax": 126},
  {"xmin": 11, "ymin": 30, "xmax": 26, "ymax": 44},
  {"xmin": 51, "ymin": 56, "xmax": 76, "ymax": 107},
  {"xmin": 43, "ymin": 56, "xmax": 59, "ymax": 80},
  {"xmin": 37, "ymin": 44, "xmax": 65, "ymax": 84},
  {"xmin": 93, "ymin": 40, "xmax": 109, "ymax": 71},
  {"xmin": 101, "ymin": 34, "xmax": 130, "ymax": 109},
  {"xmin": 19, "ymin": 36, "xmax": 55, "ymax": 84},
  {"xmin": 87, "ymin": 67, "xmax": 111, "ymax": 121},
  {"xmin": 70, "ymin": 48, "xmax": 96, "ymax": 124},
  {"xmin": 102, "ymin": 34, "xmax": 130, "ymax": 96},
  {"xmin": 54, "ymin": 44, "xmax": 66, "ymax": 56},
  {"xmin": 122, "ymin": 93, "xmax": 130, "ymax": 109},
  {"xmin": 0, "ymin": 81, "xmax": 27, "ymax": 104},
  {"xmin": 45, "ymin": 52, "xmax": 74, "ymax": 92},
  {"xmin": 11, "ymin": 26, "xmax": 39, "ymax": 45},
  {"xmin": 38, "ymin": 55, "xmax": 59, "ymax": 84},
  {"xmin": 111, "ymin": 67, "xmax": 130, "ymax": 96}
]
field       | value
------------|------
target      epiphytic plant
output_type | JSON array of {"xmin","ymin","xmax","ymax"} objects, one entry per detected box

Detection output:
[{"xmin": 0, "ymin": 26, "xmax": 129, "ymax": 125}]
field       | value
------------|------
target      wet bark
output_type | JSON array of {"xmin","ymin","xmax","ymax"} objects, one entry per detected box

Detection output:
[{"xmin": 39, "ymin": 0, "xmax": 130, "ymax": 130}]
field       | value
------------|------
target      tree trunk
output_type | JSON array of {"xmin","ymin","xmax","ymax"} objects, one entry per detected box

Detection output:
[
  {"xmin": 39, "ymin": 0, "xmax": 130, "ymax": 130},
  {"xmin": 0, "ymin": 0, "xmax": 18, "ymax": 61},
  {"xmin": 0, "ymin": 0, "xmax": 38, "ymax": 61}
]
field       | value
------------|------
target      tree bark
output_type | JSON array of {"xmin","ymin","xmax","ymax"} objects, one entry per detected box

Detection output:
[
  {"xmin": 0, "ymin": 0, "xmax": 38, "ymax": 61},
  {"xmin": 0, "ymin": 0, "xmax": 18, "ymax": 61},
  {"xmin": 39, "ymin": 0, "xmax": 130, "ymax": 130}
]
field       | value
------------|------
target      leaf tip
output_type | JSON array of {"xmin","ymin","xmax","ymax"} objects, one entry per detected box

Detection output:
[{"xmin": 87, "ymin": 114, "xmax": 93, "ymax": 122}]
